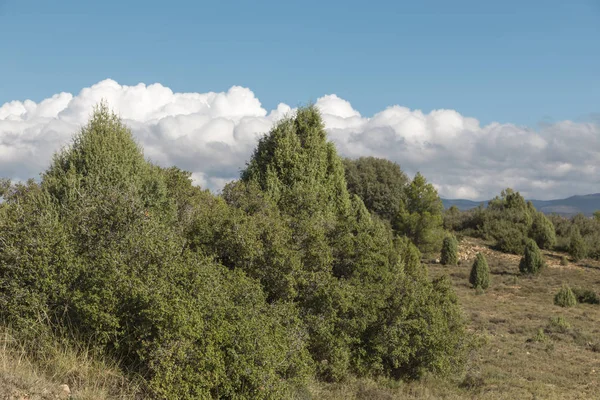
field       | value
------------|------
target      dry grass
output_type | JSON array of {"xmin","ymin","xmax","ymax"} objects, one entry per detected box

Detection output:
[
  {"xmin": 310, "ymin": 237, "xmax": 600, "ymax": 399},
  {"xmin": 3, "ymin": 237, "xmax": 599, "ymax": 399},
  {"xmin": 0, "ymin": 327, "xmax": 141, "ymax": 400}
]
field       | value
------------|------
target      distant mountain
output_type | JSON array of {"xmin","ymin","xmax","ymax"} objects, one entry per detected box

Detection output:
[{"xmin": 441, "ymin": 193, "xmax": 600, "ymax": 217}]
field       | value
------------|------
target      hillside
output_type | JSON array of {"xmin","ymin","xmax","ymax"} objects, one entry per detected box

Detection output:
[
  {"xmin": 442, "ymin": 194, "xmax": 600, "ymax": 217},
  {"xmin": 5, "ymin": 236, "xmax": 599, "ymax": 399}
]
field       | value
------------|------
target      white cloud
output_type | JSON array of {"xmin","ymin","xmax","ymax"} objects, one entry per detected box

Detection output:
[{"xmin": 1, "ymin": 79, "xmax": 598, "ymax": 200}]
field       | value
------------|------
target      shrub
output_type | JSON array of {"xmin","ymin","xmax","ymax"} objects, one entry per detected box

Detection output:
[
  {"xmin": 469, "ymin": 253, "xmax": 490, "ymax": 290},
  {"xmin": 569, "ymin": 227, "xmax": 587, "ymax": 262},
  {"xmin": 519, "ymin": 239, "xmax": 545, "ymax": 275},
  {"xmin": 560, "ymin": 256, "xmax": 569, "ymax": 266},
  {"xmin": 571, "ymin": 288, "xmax": 600, "ymax": 305},
  {"xmin": 529, "ymin": 328, "xmax": 548, "ymax": 343},
  {"xmin": 547, "ymin": 316, "xmax": 571, "ymax": 333},
  {"xmin": 440, "ymin": 235, "xmax": 459, "ymax": 266},
  {"xmin": 529, "ymin": 211, "xmax": 556, "ymax": 249},
  {"xmin": 554, "ymin": 285, "xmax": 577, "ymax": 308}
]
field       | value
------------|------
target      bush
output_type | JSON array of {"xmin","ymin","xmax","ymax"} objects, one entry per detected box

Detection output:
[
  {"xmin": 554, "ymin": 285, "xmax": 577, "ymax": 308},
  {"xmin": 560, "ymin": 256, "xmax": 569, "ymax": 266},
  {"xmin": 569, "ymin": 227, "xmax": 587, "ymax": 262},
  {"xmin": 440, "ymin": 235, "xmax": 459, "ymax": 266},
  {"xmin": 519, "ymin": 239, "xmax": 545, "ymax": 275},
  {"xmin": 529, "ymin": 211, "xmax": 556, "ymax": 249},
  {"xmin": 0, "ymin": 103, "xmax": 470, "ymax": 395},
  {"xmin": 469, "ymin": 253, "xmax": 490, "ymax": 290},
  {"xmin": 571, "ymin": 288, "xmax": 600, "ymax": 305},
  {"xmin": 547, "ymin": 316, "xmax": 571, "ymax": 333}
]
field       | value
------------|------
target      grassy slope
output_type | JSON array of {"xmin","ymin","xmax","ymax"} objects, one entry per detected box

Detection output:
[
  {"xmin": 311, "ymin": 237, "xmax": 600, "ymax": 399},
  {"xmin": 3, "ymin": 237, "xmax": 599, "ymax": 399},
  {"xmin": 0, "ymin": 328, "xmax": 140, "ymax": 400}
]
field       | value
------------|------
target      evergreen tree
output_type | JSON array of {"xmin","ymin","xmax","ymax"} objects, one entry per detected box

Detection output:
[
  {"xmin": 240, "ymin": 105, "xmax": 467, "ymax": 381},
  {"xmin": 343, "ymin": 156, "xmax": 408, "ymax": 222},
  {"xmin": 569, "ymin": 226, "xmax": 587, "ymax": 262},
  {"xmin": 469, "ymin": 253, "xmax": 490, "ymax": 289},
  {"xmin": 519, "ymin": 239, "xmax": 545, "ymax": 275},
  {"xmin": 529, "ymin": 211, "xmax": 556, "ymax": 250},
  {"xmin": 393, "ymin": 172, "xmax": 445, "ymax": 253},
  {"xmin": 440, "ymin": 235, "xmax": 459, "ymax": 266}
]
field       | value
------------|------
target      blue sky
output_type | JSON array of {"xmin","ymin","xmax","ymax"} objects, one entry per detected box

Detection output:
[{"xmin": 1, "ymin": 0, "xmax": 598, "ymax": 127}]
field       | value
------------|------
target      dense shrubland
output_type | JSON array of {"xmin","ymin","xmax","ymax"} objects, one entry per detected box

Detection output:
[
  {"xmin": 344, "ymin": 158, "xmax": 445, "ymax": 254},
  {"xmin": 444, "ymin": 188, "xmax": 600, "ymax": 261},
  {"xmin": 0, "ymin": 104, "xmax": 467, "ymax": 399}
]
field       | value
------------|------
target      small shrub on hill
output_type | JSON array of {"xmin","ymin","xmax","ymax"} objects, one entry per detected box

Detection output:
[
  {"xmin": 546, "ymin": 316, "xmax": 571, "ymax": 334},
  {"xmin": 469, "ymin": 253, "xmax": 490, "ymax": 290},
  {"xmin": 519, "ymin": 239, "xmax": 545, "ymax": 275},
  {"xmin": 554, "ymin": 285, "xmax": 577, "ymax": 308},
  {"xmin": 571, "ymin": 288, "xmax": 600, "ymax": 305},
  {"xmin": 440, "ymin": 235, "xmax": 458, "ymax": 266}
]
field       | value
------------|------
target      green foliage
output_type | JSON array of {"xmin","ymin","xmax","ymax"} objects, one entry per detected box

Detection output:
[
  {"xmin": 519, "ymin": 239, "xmax": 545, "ymax": 275},
  {"xmin": 568, "ymin": 227, "xmax": 587, "ymax": 262},
  {"xmin": 560, "ymin": 256, "xmax": 569, "ymax": 266},
  {"xmin": 240, "ymin": 105, "xmax": 466, "ymax": 381},
  {"xmin": 550, "ymin": 213, "xmax": 600, "ymax": 261},
  {"xmin": 469, "ymin": 253, "xmax": 490, "ymax": 290},
  {"xmin": 440, "ymin": 235, "xmax": 458, "ymax": 266},
  {"xmin": 393, "ymin": 173, "xmax": 445, "ymax": 254},
  {"xmin": 547, "ymin": 316, "xmax": 571, "ymax": 333},
  {"xmin": 529, "ymin": 211, "xmax": 556, "ymax": 249},
  {"xmin": 0, "ymin": 103, "xmax": 470, "ymax": 396},
  {"xmin": 554, "ymin": 285, "xmax": 577, "ymax": 308},
  {"xmin": 571, "ymin": 288, "xmax": 600, "ymax": 305},
  {"xmin": 483, "ymin": 189, "xmax": 533, "ymax": 254},
  {"xmin": 443, "ymin": 205, "xmax": 461, "ymax": 231},
  {"xmin": 451, "ymin": 189, "xmax": 558, "ymax": 256},
  {"xmin": 343, "ymin": 157, "xmax": 408, "ymax": 222}
]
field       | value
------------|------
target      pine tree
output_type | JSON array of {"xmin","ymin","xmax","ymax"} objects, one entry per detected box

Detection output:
[
  {"xmin": 568, "ymin": 226, "xmax": 586, "ymax": 262},
  {"xmin": 440, "ymin": 235, "xmax": 458, "ymax": 266},
  {"xmin": 469, "ymin": 252, "xmax": 490, "ymax": 289},
  {"xmin": 529, "ymin": 211, "xmax": 556, "ymax": 249},
  {"xmin": 519, "ymin": 239, "xmax": 545, "ymax": 275}
]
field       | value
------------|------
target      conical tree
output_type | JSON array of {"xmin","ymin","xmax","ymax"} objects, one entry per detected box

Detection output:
[
  {"xmin": 519, "ymin": 238, "xmax": 545, "ymax": 275},
  {"xmin": 568, "ymin": 227, "xmax": 586, "ymax": 262},
  {"xmin": 239, "ymin": 105, "xmax": 467, "ymax": 381},
  {"xmin": 469, "ymin": 252, "xmax": 490, "ymax": 289},
  {"xmin": 529, "ymin": 211, "xmax": 556, "ymax": 249},
  {"xmin": 441, "ymin": 235, "xmax": 459, "ymax": 266}
]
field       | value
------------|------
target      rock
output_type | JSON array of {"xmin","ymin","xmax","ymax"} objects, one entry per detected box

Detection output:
[{"xmin": 58, "ymin": 384, "xmax": 71, "ymax": 398}]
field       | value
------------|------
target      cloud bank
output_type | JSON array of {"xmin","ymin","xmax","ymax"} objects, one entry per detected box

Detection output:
[{"xmin": 1, "ymin": 79, "xmax": 598, "ymax": 200}]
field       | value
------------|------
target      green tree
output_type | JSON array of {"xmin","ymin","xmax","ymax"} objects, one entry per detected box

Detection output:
[
  {"xmin": 440, "ymin": 235, "xmax": 459, "ymax": 266},
  {"xmin": 239, "ymin": 105, "xmax": 467, "ymax": 381},
  {"xmin": 569, "ymin": 226, "xmax": 587, "ymax": 262},
  {"xmin": 2, "ymin": 104, "xmax": 314, "ymax": 399},
  {"xmin": 519, "ymin": 239, "xmax": 545, "ymax": 275},
  {"xmin": 393, "ymin": 172, "xmax": 445, "ymax": 253},
  {"xmin": 529, "ymin": 211, "xmax": 556, "ymax": 249},
  {"xmin": 469, "ymin": 253, "xmax": 490, "ymax": 289},
  {"xmin": 343, "ymin": 157, "xmax": 408, "ymax": 222},
  {"xmin": 484, "ymin": 188, "xmax": 533, "ymax": 254}
]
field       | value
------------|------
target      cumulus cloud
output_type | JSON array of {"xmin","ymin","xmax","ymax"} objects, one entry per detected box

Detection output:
[{"xmin": 1, "ymin": 79, "xmax": 598, "ymax": 200}]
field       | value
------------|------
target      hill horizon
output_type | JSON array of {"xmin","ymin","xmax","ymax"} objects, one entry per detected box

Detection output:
[{"xmin": 442, "ymin": 193, "xmax": 600, "ymax": 217}]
